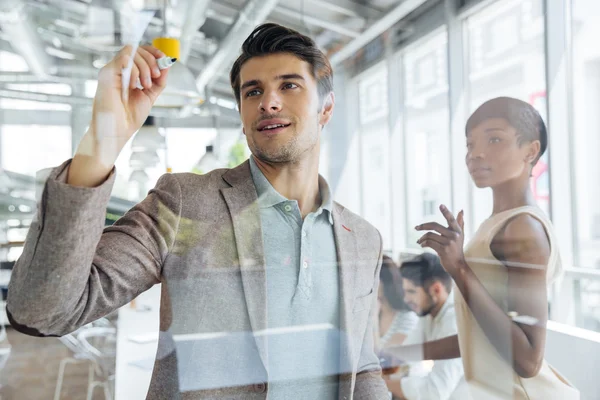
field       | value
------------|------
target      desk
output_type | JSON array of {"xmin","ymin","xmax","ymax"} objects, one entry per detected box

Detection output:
[{"xmin": 115, "ymin": 284, "xmax": 160, "ymax": 400}]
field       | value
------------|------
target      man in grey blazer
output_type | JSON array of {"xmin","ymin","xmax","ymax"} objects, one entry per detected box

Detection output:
[{"xmin": 7, "ymin": 23, "xmax": 389, "ymax": 399}]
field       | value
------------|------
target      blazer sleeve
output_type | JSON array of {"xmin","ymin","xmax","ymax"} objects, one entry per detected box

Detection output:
[
  {"xmin": 7, "ymin": 159, "xmax": 181, "ymax": 336},
  {"xmin": 353, "ymin": 231, "xmax": 390, "ymax": 399}
]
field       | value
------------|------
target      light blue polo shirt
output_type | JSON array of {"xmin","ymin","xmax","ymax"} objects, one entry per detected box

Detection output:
[{"xmin": 249, "ymin": 156, "xmax": 340, "ymax": 400}]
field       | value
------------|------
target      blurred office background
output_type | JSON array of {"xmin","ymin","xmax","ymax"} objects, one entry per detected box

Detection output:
[{"xmin": 0, "ymin": 0, "xmax": 599, "ymax": 398}]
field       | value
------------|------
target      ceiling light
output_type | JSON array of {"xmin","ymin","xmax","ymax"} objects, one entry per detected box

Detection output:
[
  {"xmin": 129, "ymin": 150, "xmax": 160, "ymax": 168},
  {"xmin": 151, "ymin": 37, "xmax": 203, "ymax": 109},
  {"xmin": 216, "ymin": 98, "xmax": 237, "ymax": 110},
  {"xmin": 130, "ymin": 0, "xmax": 145, "ymax": 11},
  {"xmin": 194, "ymin": 145, "xmax": 220, "ymax": 174},
  {"xmin": 85, "ymin": 80, "xmax": 98, "ymax": 97},
  {"xmin": 131, "ymin": 116, "xmax": 166, "ymax": 151},
  {"xmin": 45, "ymin": 47, "xmax": 75, "ymax": 60},
  {"xmin": 53, "ymin": 19, "xmax": 80, "ymax": 33},
  {"xmin": 0, "ymin": 171, "xmax": 11, "ymax": 192},
  {"xmin": 129, "ymin": 169, "xmax": 149, "ymax": 183},
  {"xmin": 92, "ymin": 59, "xmax": 106, "ymax": 69}
]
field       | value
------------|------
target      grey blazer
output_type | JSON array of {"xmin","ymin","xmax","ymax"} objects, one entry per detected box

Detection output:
[{"xmin": 7, "ymin": 159, "xmax": 388, "ymax": 400}]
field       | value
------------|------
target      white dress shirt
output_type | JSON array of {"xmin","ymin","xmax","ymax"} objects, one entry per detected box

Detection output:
[{"xmin": 399, "ymin": 292, "xmax": 464, "ymax": 400}]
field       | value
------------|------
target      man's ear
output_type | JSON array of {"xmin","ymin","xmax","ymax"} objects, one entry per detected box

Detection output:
[
  {"xmin": 428, "ymin": 281, "xmax": 442, "ymax": 298},
  {"xmin": 319, "ymin": 92, "xmax": 335, "ymax": 127},
  {"xmin": 242, "ymin": 127, "xmax": 246, "ymax": 136}
]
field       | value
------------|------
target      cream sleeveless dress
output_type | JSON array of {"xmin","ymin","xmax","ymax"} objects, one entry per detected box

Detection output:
[{"xmin": 454, "ymin": 206, "xmax": 579, "ymax": 399}]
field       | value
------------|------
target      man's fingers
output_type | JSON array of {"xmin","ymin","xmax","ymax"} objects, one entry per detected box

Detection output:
[
  {"xmin": 127, "ymin": 62, "xmax": 140, "ymax": 89},
  {"xmin": 112, "ymin": 45, "xmax": 138, "ymax": 89},
  {"xmin": 141, "ymin": 45, "xmax": 165, "ymax": 59},
  {"xmin": 137, "ymin": 46, "xmax": 161, "ymax": 79},
  {"xmin": 116, "ymin": 45, "xmax": 134, "ymax": 65},
  {"xmin": 134, "ymin": 52, "xmax": 152, "ymax": 89},
  {"xmin": 150, "ymin": 64, "xmax": 170, "ymax": 91}
]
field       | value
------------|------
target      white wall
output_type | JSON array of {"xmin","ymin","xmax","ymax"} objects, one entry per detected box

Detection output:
[{"xmin": 545, "ymin": 321, "xmax": 600, "ymax": 399}]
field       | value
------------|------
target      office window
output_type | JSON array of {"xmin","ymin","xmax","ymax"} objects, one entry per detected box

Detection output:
[
  {"xmin": 358, "ymin": 63, "xmax": 392, "ymax": 250},
  {"xmin": 0, "ymin": 51, "xmax": 29, "ymax": 72},
  {"xmin": 402, "ymin": 29, "xmax": 451, "ymax": 248},
  {"xmin": 110, "ymin": 128, "xmax": 218, "ymax": 202},
  {"xmin": 571, "ymin": 0, "xmax": 600, "ymax": 331},
  {"xmin": 5, "ymin": 83, "xmax": 72, "ymax": 96},
  {"xmin": 465, "ymin": 0, "xmax": 548, "ymax": 229},
  {"xmin": 0, "ymin": 99, "xmax": 72, "ymax": 111},
  {"xmin": 359, "ymin": 66, "xmax": 389, "ymax": 125},
  {"xmin": 0, "ymin": 125, "xmax": 72, "ymax": 175},
  {"xmin": 164, "ymin": 128, "xmax": 217, "ymax": 174}
]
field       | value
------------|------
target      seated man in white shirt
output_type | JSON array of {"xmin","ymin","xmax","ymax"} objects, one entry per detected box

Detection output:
[{"xmin": 382, "ymin": 253, "xmax": 464, "ymax": 400}]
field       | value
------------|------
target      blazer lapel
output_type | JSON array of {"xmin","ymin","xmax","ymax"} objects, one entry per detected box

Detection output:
[
  {"xmin": 332, "ymin": 203, "xmax": 359, "ymax": 397},
  {"xmin": 221, "ymin": 161, "xmax": 269, "ymax": 371}
]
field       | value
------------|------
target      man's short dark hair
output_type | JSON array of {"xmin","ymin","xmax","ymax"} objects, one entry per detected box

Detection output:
[
  {"xmin": 380, "ymin": 255, "xmax": 410, "ymax": 311},
  {"xmin": 229, "ymin": 23, "xmax": 334, "ymax": 106},
  {"xmin": 465, "ymin": 96, "xmax": 548, "ymax": 165},
  {"xmin": 400, "ymin": 253, "xmax": 452, "ymax": 293}
]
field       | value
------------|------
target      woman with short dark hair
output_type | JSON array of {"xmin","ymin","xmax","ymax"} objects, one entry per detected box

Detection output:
[{"xmin": 415, "ymin": 97, "xmax": 579, "ymax": 399}]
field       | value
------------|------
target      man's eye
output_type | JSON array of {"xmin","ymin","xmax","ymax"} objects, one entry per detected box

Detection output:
[
  {"xmin": 283, "ymin": 83, "xmax": 297, "ymax": 90},
  {"xmin": 489, "ymin": 137, "xmax": 501, "ymax": 143},
  {"xmin": 245, "ymin": 89, "xmax": 260, "ymax": 98}
]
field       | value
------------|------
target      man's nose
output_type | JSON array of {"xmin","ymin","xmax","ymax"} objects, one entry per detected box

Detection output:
[{"xmin": 259, "ymin": 91, "xmax": 282, "ymax": 113}]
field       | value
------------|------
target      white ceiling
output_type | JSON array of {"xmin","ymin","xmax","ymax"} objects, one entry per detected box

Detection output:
[{"xmin": 0, "ymin": 0, "xmax": 428, "ymax": 120}]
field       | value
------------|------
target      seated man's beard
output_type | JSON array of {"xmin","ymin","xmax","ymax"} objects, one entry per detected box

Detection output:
[{"xmin": 419, "ymin": 295, "xmax": 436, "ymax": 317}]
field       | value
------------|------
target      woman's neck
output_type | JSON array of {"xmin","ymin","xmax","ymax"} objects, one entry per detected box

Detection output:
[{"xmin": 491, "ymin": 178, "xmax": 536, "ymax": 215}]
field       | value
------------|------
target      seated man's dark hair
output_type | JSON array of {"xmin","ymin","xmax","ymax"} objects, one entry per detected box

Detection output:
[{"xmin": 400, "ymin": 252, "xmax": 452, "ymax": 293}]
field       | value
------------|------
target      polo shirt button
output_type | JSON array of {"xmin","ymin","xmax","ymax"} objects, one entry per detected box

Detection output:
[
  {"xmin": 253, "ymin": 382, "xmax": 266, "ymax": 393},
  {"xmin": 284, "ymin": 205, "xmax": 292, "ymax": 212},
  {"xmin": 303, "ymin": 261, "xmax": 308, "ymax": 269}
]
